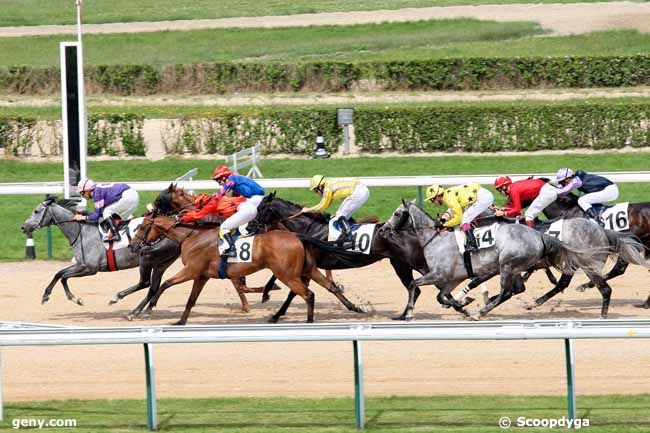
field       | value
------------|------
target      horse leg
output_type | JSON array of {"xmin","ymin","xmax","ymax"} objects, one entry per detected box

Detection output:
[
  {"xmin": 534, "ymin": 273, "xmax": 573, "ymax": 306},
  {"xmin": 111, "ymin": 259, "xmax": 152, "ymax": 305},
  {"xmin": 638, "ymin": 272, "xmax": 650, "ymax": 309},
  {"xmin": 269, "ymin": 291, "xmax": 297, "ymax": 323},
  {"xmin": 58, "ymin": 265, "xmax": 97, "ymax": 306},
  {"xmin": 390, "ymin": 258, "xmax": 422, "ymax": 320},
  {"xmin": 130, "ymin": 256, "xmax": 177, "ymax": 319},
  {"xmin": 578, "ymin": 258, "xmax": 629, "ymax": 292},
  {"xmin": 41, "ymin": 263, "xmax": 82, "ymax": 304},
  {"xmin": 143, "ymin": 268, "xmax": 195, "ymax": 315},
  {"xmin": 231, "ymin": 278, "xmax": 251, "ymax": 313},
  {"xmin": 174, "ymin": 277, "xmax": 209, "ymax": 326},
  {"xmin": 308, "ymin": 269, "xmax": 366, "ymax": 313},
  {"xmin": 587, "ymin": 272, "xmax": 612, "ymax": 319},
  {"xmin": 276, "ymin": 277, "xmax": 315, "ymax": 323},
  {"xmin": 261, "ymin": 275, "xmax": 279, "ymax": 303},
  {"xmin": 480, "ymin": 271, "xmax": 520, "ymax": 316}
]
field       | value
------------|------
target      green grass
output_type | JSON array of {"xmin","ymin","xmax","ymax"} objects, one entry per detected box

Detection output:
[
  {"xmin": 0, "ymin": 0, "xmax": 635, "ymax": 27},
  {"xmin": 3, "ymin": 153, "xmax": 650, "ymax": 261},
  {"xmin": 2, "ymin": 394, "xmax": 650, "ymax": 432},
  {"xmin": 0, "ymin": 19, "xmax": 551, "ymax": 67}
]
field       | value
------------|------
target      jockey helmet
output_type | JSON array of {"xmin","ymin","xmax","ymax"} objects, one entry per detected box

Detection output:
[
  {"xmin": 212, "ymin": 165, "xmax": 233, "ymax": 181},
  {"xmin": 494, "ymin": 176, "xmax": 512, "ymax": 190},
  {"xmin": 425, "ymin": 184, "xmax": 445, "ymax": 201},
  {"xmin": 556, "ymin": 168, "xmax": 575, "ymax": 182},
  {"xmin": 76, "ymin": 178, "xmax": 96, "ymax": 193},
  {"xmin": 310, "ymin": 175, "xmax": 325, "ymax": 191}
]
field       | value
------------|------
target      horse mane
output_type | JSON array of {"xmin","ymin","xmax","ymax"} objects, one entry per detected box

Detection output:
[
  {"xmin": 271, "ymin": 196, "xmax": 333, "ymax": 223},
  {"xmin": 357, "ymin": 215, "xmax": 380, "ymax": 224},
  {"xmin": 51, "ymin": 197, "xmax": 79, "ymax": 212}
]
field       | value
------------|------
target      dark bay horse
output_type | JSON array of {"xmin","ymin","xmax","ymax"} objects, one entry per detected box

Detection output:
[
  {"xmin": 131, "ymin": 213, "xmax": 366, "ymax": 324},
  {"xmin": 248, "ymin": 194, "xmax": 432, "ymax": 319}
]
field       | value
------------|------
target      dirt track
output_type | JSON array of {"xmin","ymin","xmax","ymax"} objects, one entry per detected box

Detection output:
[
  {"xmin": 0, "ymin": 2, "xmax": 649, "ymax": 37},
  {"xmin": 2, "ymin": 259, "xmax": 650, "ymax": 402}
]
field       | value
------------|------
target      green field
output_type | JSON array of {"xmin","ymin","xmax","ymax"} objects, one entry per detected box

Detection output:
[
  {"xmin": 2, "ymin": 23, "xmax": 650, "ymax": 68},
  {"xmin": 2, "ymin": 394, "xmax": 650, "ymax": 432},
  {"xmin": 0, "ymin": 19, "xmax": 550, "ymax": 67},
  {"xmin": 0, "ymin": 0, "xmax": 633, "ymax": 27},
  {"xmin": 3, "ymin": 153, "xmax": 650, "ymax": 261}
]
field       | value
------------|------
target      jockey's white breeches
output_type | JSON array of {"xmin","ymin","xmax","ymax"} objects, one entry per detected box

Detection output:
[
  {"xmin": 102, "ymin": 188, "xmax": 139, "ymax": 220},
  {"xmin": 525, "ymin": 183, "xmax": 558, "ymax": 221},
  {"xmin": 577, "ymin": 184, "xmax": 619, "ymax": 211},
  {"xmin": 461, "ymin": 187, "xmax": 494, "ymax": 225},
  {"xmin": 220, "ymin": 195, "xmax": 264, "ymax": 232},
  {"xmin": 335, "ymin": 183, "xmax": 370, "ymax": 219}
]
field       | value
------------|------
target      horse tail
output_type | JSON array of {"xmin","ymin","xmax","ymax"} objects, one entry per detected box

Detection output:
[
  {"xmin": 357, "ymin": 215, "xmax": 380, "ymax": 224},
  {"xmin": 297, "ymin": 235, "xmax": 363, "ymax": 268},
  {"xmin": 540, "ymin": 233, "xmax": 607, "ymax": 276},
  {"xmin": 604, "ymin": 230, "xmax": 650, "ymax": 268}
]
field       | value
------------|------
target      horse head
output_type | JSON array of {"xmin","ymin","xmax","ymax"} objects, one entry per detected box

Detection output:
[
  {"xmin": 129, "ymin": 212, "xmax": 166, "ymax": 252},
  {"xmin": 21, "ymin": 197, "xmax": 76, "ymax": 234}
]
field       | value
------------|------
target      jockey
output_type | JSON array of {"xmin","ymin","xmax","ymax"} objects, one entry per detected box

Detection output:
[
  {"xmin": 73, "ymin": 178, "xmax": 140, "ymax": 242},
  {"xmin": 211, "ymin": 165, "xmax": 265, "ymax": 257},
  {"xmin": 493, "ymin": 176, "xmax": 546, "ymax": 227},
  {"xmin": 301, "ymin": 175, "xmax": 370, "ymax": 245},
  {"xmin": 425, "ymin": 182, "xmax": 494, "ymax": 253},
  {"xmin": 179, "ymin": 194, "xmax": 246, "ymax": 224},
  {"xmin": 556, "ymin": 168, "xmax": 619, "ymax": 225}
]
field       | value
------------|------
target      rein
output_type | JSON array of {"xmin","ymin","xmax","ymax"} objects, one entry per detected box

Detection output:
[{"xmin": 42, "ymin": 203, "xmax": 87, "ymax": 262}]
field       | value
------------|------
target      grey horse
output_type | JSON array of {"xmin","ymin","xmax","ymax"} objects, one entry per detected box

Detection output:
[
  {"xmin": 20, "ymin": 198, "xmax": 160, "ymax": 305},
  {"xmin": 385, "ymin": 202, "xmax": 603, "ymax": 319}
]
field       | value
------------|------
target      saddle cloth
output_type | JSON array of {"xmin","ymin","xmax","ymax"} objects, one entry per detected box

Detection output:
[
  {"xmin": 327, "ymin": 219, "xmax": 375, "ymax": 255},
  {"xmin": 99, "ymin": 217, "xmax": 144, "ymax": 250},
  {"xmin": 454, "ymin": 223, "xmax": 500, "ymax": 254}
]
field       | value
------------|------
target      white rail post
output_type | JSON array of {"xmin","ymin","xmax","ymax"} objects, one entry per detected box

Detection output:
[
  {"xmin": 353, "ymin": 340, "xmax": 365, "ymax": 429},
  {"xmin": 144, "ymin": 344, "xmax": 158, "ymax": 431},
  {"xmin": 564, "ymin": 338, "xmax": 577, "ymax": 422},
  {"xmin": 0, "ymin": 349, "xmax": 4, "ymax": 422}
]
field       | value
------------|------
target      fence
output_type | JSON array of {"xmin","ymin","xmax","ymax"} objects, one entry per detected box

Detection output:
[
  {"xmin": 225, "ymin": 145, "xmax": 263, "ymax": 178},
  {"xmin": 1, "ymin": 319, "xmax": 650, "ymax": 430}
]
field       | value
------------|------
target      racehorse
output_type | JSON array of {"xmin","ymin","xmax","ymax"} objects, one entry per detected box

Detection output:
[
  {"xmin": 20, "ymin": 197, "xmax": 268, "ymax": 314},
  {"xmin": 247, "ymin": 193, "xmax": 434, "ymax": 318},
  {"xmin": 384, "ymin": 201, "xmax": 606, "ymax": 319},
  {"xmin": 543, "ymin": 194, "xmax": 650, "ymax": 307},
  {"xmin": 130, "ymin": 213, "xmax": 367, "ymax": 324}
]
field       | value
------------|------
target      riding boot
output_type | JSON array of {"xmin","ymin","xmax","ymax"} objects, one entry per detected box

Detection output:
[
  {"xmin": 221, "ymin": 232, "xmax": 237, "ymax": 257},
  {"xmin": 464, "ymin": 228, "xmax": 479, "ymax": 253},
  {"xmin": 103, "ymin": 217, "xmax": 121, "ymax": 242},
  {"xmin": 336, "ymin": 216, "xmax": 354, "ymax": 247},
  {"xmin": 584, "ymin": 207, "xmax": 604, "ymax": 227}
]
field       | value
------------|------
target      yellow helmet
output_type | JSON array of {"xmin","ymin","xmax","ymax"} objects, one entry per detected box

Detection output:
[
  {"xmin": 425, "ymin": 184, "xmax": 444, "ymax": 201},
  {"xmin": 310, "ymin": 175, "xmax": 325, "ymax": 191}
]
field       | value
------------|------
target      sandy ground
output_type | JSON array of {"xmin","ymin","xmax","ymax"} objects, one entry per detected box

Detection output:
[
  {"xmin": 3, "ymin": 87, "xmax": 650, "ymax": 108},
  {"xmin": 0, "ymin": 2, "xmax": 649, "ymax": 37},
  {"xmin": 2, "ymin": 259, "xmax": 650, "ymax": 402}
]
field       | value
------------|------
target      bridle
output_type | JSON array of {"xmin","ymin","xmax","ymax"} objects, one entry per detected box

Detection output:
[{"xmin": 37, "ymin": 201, "xmax": 86, "ymax": 261}]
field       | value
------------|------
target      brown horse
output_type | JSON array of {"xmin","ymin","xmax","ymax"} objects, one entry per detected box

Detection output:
[
  {"xmin": 131, "ymin": 213, "xmax": 365, "ymax": 324},
  {"xmin": 164, "ymin": 183, "xmax": 338, "ymax": 297}
]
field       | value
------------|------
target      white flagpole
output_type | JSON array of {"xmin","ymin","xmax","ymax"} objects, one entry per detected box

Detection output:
[{"xmin": 76, "ymin": 0, "xmax": 88, "ymax": 185}]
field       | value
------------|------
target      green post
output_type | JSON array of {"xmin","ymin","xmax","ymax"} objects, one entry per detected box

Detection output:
[
  {"xmin": 564, "ymin": 339, "xmax": 576, "ymax": 422},
  {"xmin": 353, "ymin": 340, "xmax": 365, "ymax": 429},
  {"xmin": 47, "ymin": 226, "xmax": 53, "ymax": 259},
  {"xmin": 144, "ymin": 344, "xmax": 158, "ymax": 431},
  {"xmin": 417, "ymin": 186, "xmax": 424, "ymax": 208}
]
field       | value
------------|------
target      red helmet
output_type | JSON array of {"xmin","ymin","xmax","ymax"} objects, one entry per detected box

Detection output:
[
  {"xmin": 494, "ymin": 176, "xmax": 512, "ymax": 190},
  {"xmin": 212, "ymin": 165, "xmax": 232, "ymax": 181}
]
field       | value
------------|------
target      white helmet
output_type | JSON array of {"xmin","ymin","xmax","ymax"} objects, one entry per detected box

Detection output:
[{"xmin": 556, "ymin": 168, "xmax": 574, "ymax": 182}]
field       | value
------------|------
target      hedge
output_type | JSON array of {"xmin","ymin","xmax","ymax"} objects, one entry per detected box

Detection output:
[
  {"xmin": 1, "ymin": 55, "xmax": 649, "ymax": 95},
  {"xmin": 1, "ymin": 101, "xmax": 649, "ymax": 156}
]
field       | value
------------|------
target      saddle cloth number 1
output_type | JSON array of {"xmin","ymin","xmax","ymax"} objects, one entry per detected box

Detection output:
[
  {"xmin": 328, "ymin": 220, "xmax": 375, "ymax": 255},
  {"xmin": 601, "ymin": 202, "xmax": 629, "ymax": 232}
]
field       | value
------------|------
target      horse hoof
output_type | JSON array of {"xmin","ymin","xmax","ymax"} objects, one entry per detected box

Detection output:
[
  {"xmin": 76, "ymin": 298, "xmax": 84, "ymax": 306},
  {"xmin": 41, "ymin": 297, "xmax": 49, "ymax": 305},
  {"xmin": 172, "ymin": 320, "xmax": 185, "ymax": 326},
  {"xmin": 635, "ymin": 303, "xmax": 650, "ymax": 309},
  {"xmin": 469, "ymin": 314, "xmax": 480, "ymax": 321},
  {"xmin": 108, "ymin": 297, "xmax": 119, "ymax": 305},
  {"xmin": 357, "ymin": 305, "xmax": 369, "ymax": 314},
  {"xmin": 262, "ymin": 295, "xmax": 270, "ymax": 304},
  {"xmin": 241, "ymin": 307, "xmax": 251, "ymax": 313},
  {"xmin": 534, "ymin": 299, "xmax": 545, "ymax": 306},
  {"xmin": 125, "ymin": 314, "xmax": 134, "ymax": 321},
  {"xmin": 440, "ymin": 304, "xmax": 451, "ymax": 309},
  {"xmin": 461, "ymin": 296, "xmax": 475, "ymax": 307},
  {"xmin": 268, "ymin": 316, "xmax": 280, "ymax": 324},
  {"xmin": 575, "ymin": 286, "xmax": 587, "ymax": 293}
]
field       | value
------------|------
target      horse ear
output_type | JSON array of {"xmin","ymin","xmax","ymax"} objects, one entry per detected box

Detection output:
[
  {"xmin": 401, "ymin": 198, "xmax": 407, "ymax": 207},
  {"xmin": 167, "ymin": 183, "xmax": 174, "ymax": 192}
]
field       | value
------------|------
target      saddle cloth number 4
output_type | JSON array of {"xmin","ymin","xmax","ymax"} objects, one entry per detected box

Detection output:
[{"xmin": 474, "ymin": 224, "xmax": 497, "ymax": 249}]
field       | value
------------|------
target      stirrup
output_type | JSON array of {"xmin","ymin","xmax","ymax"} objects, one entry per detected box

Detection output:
[{"xmin": 222, "ymin": 245, "xmax": 237, "ymax": 257}]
